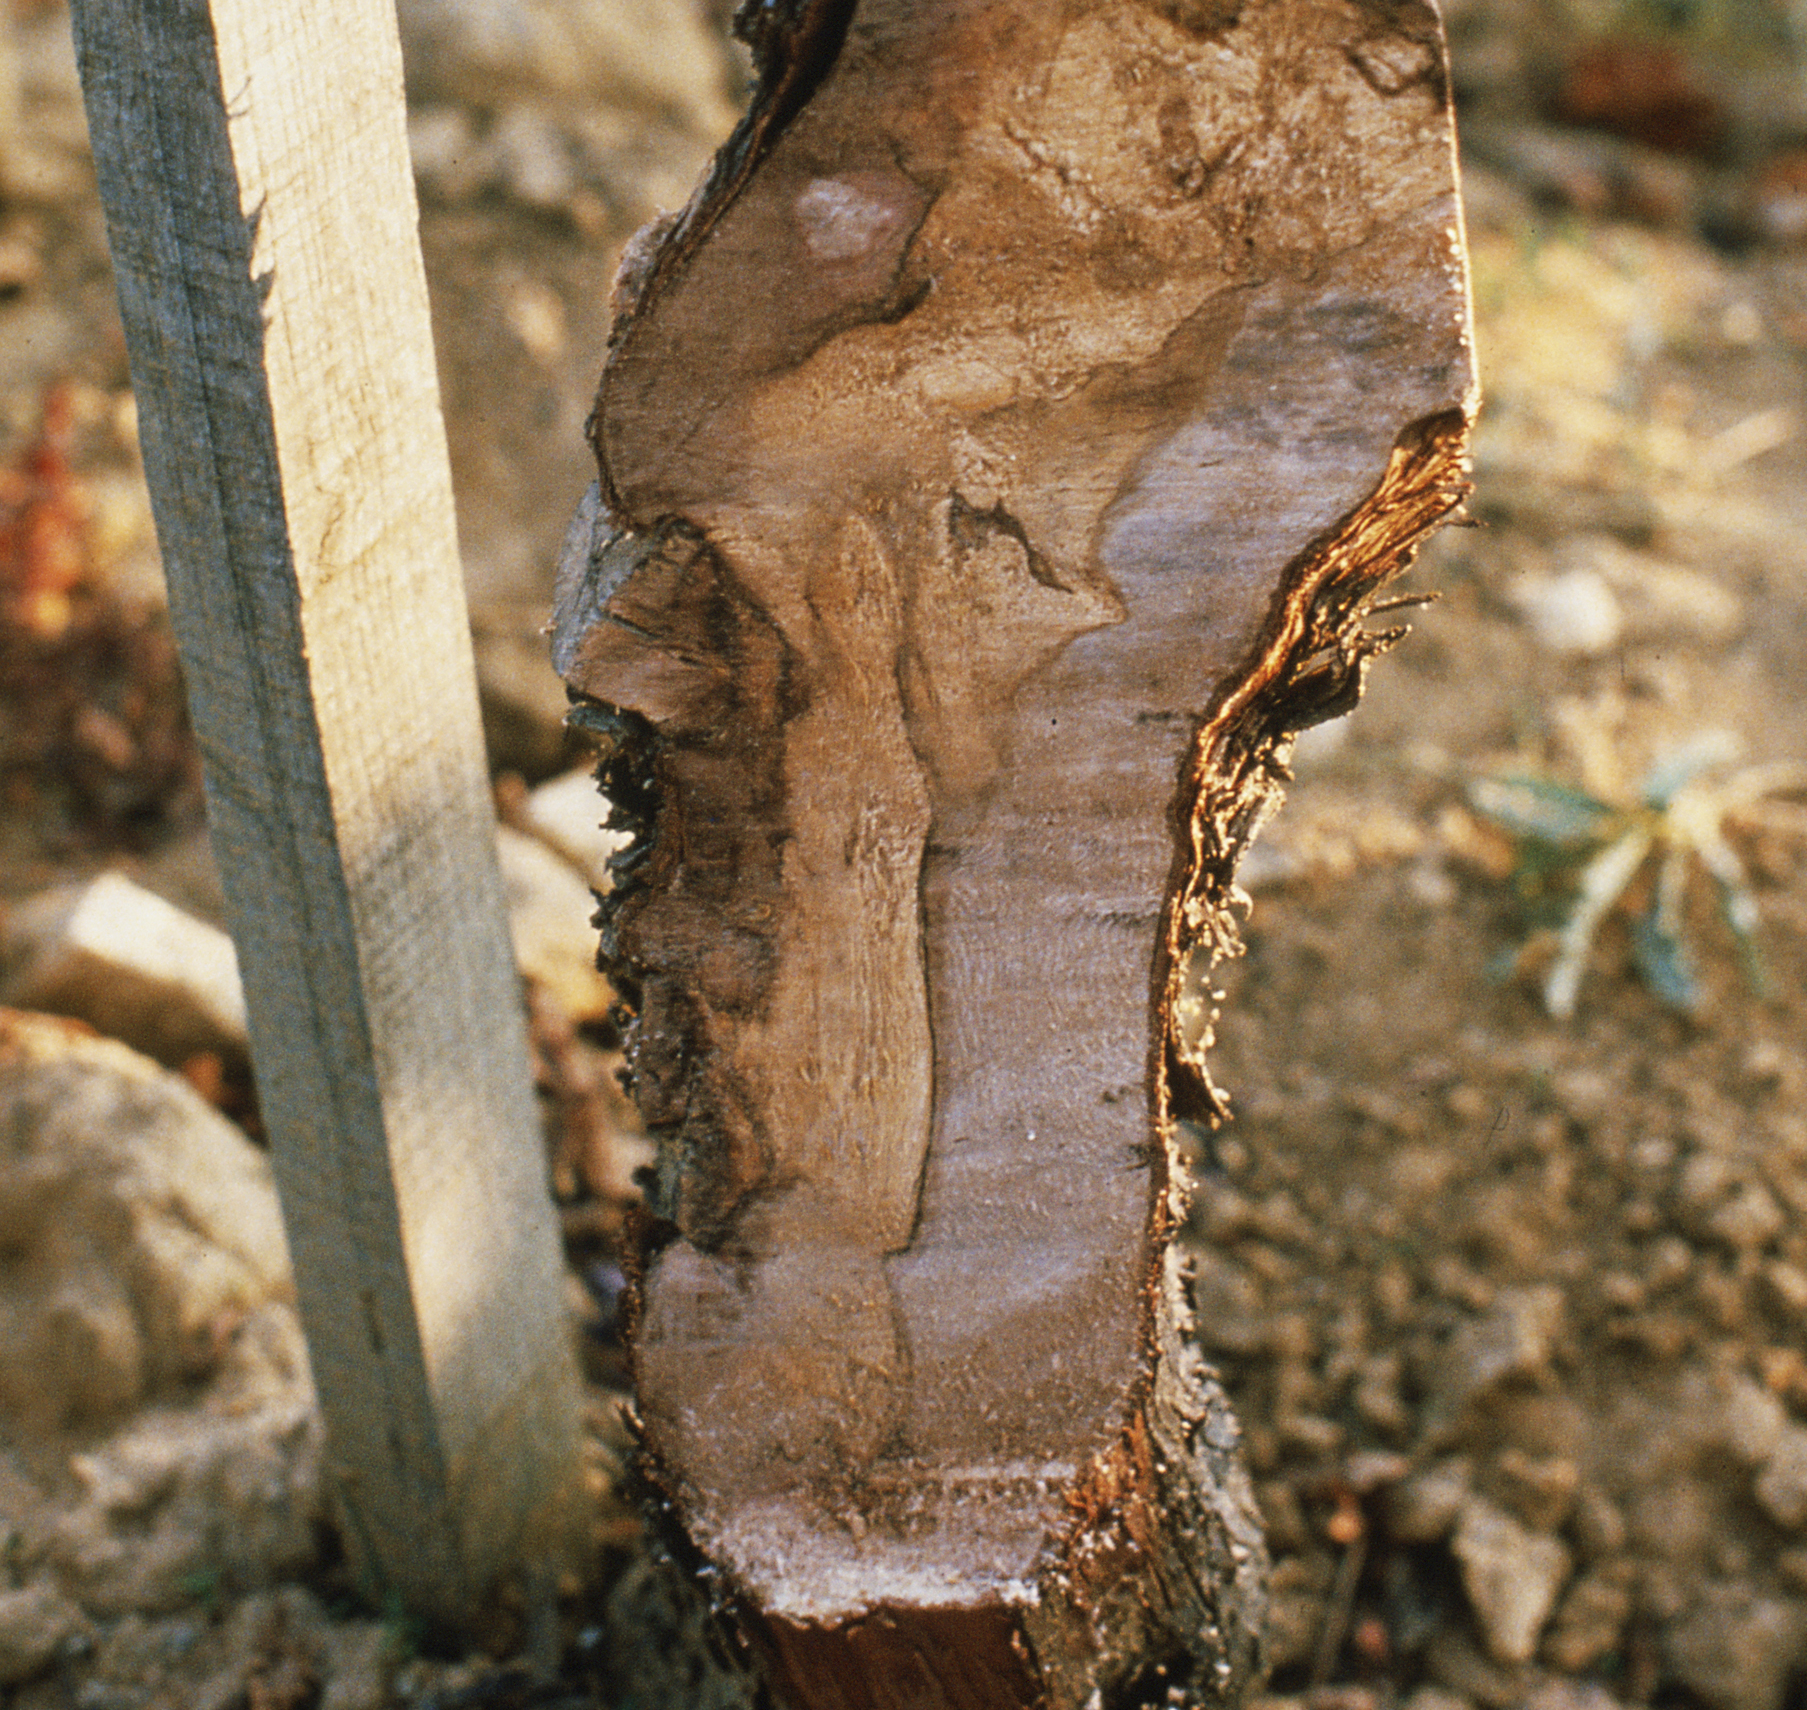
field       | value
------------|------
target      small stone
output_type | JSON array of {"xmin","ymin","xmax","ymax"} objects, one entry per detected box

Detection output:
[
  {"xmin": 1353, "ymin": 1354, "xmax": 1412, "ymax": 1436},
  {"xmin": 1445, "ymin": 1083, "xmax": 1493, "ymax": 1125},
  {"xmin": 1719, "ymin": 1373, "xmax": 1787, "ymax": 1464},
  {"xmin": 1695, "ymin": 1265, "xmax": 1748, "ymax": 1333},
  {"xmin": 1256, "ymin": 1479, "xmax": 1312, "ymax": 1554},
  {"xmin": 1252, "ymin": 1190, "xmax": 1317, "ymax": 1248},
  {"xmin": 1494, "ymin": 1391, "xmax": 1589, "ymax": 1460},
  {"xmin": 393, "ymin": 0, "xmax": 738, "ymax": 135},
  {"xmin": 1388, "ymin": 1458, "xmax": 1472, "ymax": 1543},
  {"xmin": 1641, "ymin": 1561, "xmax": 1689, "ymax": 1622},
  {"xmin": 1506, "ymin": 566, "xmax": 1623, "ymax": 655},
  {"xmin": 1761, "ymin": 1347, "xmax": 1807, "ymax": 1409},
  {"xmin": 1279, "ymin": 1412, "xmax": 1345, "ymax": 1459},
  {"xmin": 1372, "ymin": 1261, "xmax": 1415, "ymax": 1325},
  {"xmin": 1305, "ymin": 1689, "xmax": 1377, "ymax": 1710},
  {"xmin": 1425, "ymin": 1286, "xmax": 1564, "ymax": 1439},
  {"xmin": 407, "ymin": 105, "xmax": 488, "ymax": 201},
  {"xmin": 1665, "ymin": 1589, "xmax": 1807, "ymax": 1710},
  {"xmin": 1403, "ymin": 1690, "xmax": 1473, "ymax": 1710},
  {"xmin": 1708, "ymin": 1183, "xmax": 1785, "ymax": 1253},
  {"xmin": 1342, "ymin": 1449, "xmax": 1410, "ymax": 1494},
  {"xmin": 1599, "ymin": 1271, "xmax": 1645, "ymax": 1309},
  {"xmin": 1265, "ymin": 1590, "xmax": 1326, "ymax": 1675},
  {"xmin": 1552, "ymin": 1067, "xmax": 1614, "ymax": 1122},
  {"xmin": 1569, "ymin": 1485, "xmax": 1627, "ymax": 1559},
  {"xmin": 1522, "ymin": 1683, "xmax": 1629, "ymax": 1710},
  {"xmin": 1621, "ymin": 1198, "xmax": 1661, "ymax": 1235},
  {"xmin": 1626, "ymin": 1471, "xmax": 1721, "ymax": 1566},
  {"xmin": 1189, "ymin": 1252, "xmax": 1268, "ymax": 1356},
  {"xmin": 1677, "ymin": 1148, "xmax": 1736, "ymax": 1208},
  {"xmin": 1451, "ymin": 1495, "xmax": 1571, "ymax": 1665},
  {"xmin": 488, "ymin": 107, "xmax": 576, "ymax": 210},
  {"xmin": 1555, "ymin": 534, "xmax": 1745, "ymax": 644},
  {"xmin": 1491, "ymin": 1448, "xmax": 1579, "ymax": 1531},
  {"xmin": 1242, "ymin": 1241, "xmax": 1301, "ymax": 1285},
  {"xmin": 1427, "ymin": 1254, "xmax": 1495, "ymax": 1310},
  {"xmin": 0, "ymin": 1583, "xmax": 86, "ymax": 1686},
  {"xmin": 1778, "ymin": 1547, "xmax": 1807, "ymax": 1593},
  {"xmin": 1629, "ymin": 1132, "xmax": 1676, "ymax": 1171},
  {"xmin": 473, "ymin": 619, "xmax": 581, "ymax": 778},
  {"xmin": 1543, "ymin": 1565, "xmax": 1634, "ymax": 1671},
  {"xmin": 1755, "ymin": 1424, "xmax": 1807, "ymax": 1529},
  {"xmin": 1422, "ymin": 1627, "xmax": 1527, "ymax": 1709},
  {"xmin": 1644, "ymin": 1233, "xmax": 1694, "ymax": 1290},
  {"xmin": 1763, "ymin": 1260, "xmax": 1807, "ymax": 1316}
]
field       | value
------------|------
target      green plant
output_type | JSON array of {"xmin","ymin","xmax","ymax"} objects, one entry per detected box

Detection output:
[
  {"xmin": 1469, "ymin": 730, "xmax": 1807, "ymax": 1018},
  {"xmin": 175, "ymin": 1565, "xmax": 223, "ymax": 1614}
]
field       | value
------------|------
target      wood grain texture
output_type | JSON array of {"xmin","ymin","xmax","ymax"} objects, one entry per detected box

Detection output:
[
  {"xmin": 72, "ymin": 0, "xmax": 582, "ymax": 1620},
  {"xmin": 555, "ymin": 0, "xmax": 1476, "ymax": 1698}
]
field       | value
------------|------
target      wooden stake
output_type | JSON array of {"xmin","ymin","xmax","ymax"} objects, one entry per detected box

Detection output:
[{"xmin": 72, "ymin": 0, "xmax": 583, "ymax": 1621}]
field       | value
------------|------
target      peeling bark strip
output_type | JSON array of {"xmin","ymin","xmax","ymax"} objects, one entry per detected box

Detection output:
[{"xmin": 554, "ymin": 0, "xmax": 1476, "ymax": 1699}]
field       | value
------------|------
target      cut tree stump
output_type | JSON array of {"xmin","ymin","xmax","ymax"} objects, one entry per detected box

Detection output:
[
  {"xmin": 72, "ymin": 0, "xmax": 583, "ymax": 1622},
  {"xmin": 553, "ymin": 0, "xmax": 1477, "ymax": 1700}
]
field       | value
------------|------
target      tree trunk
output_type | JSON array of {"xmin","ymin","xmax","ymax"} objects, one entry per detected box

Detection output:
[{"xmin": 552, "ymin": 0, "xmax": 1475, "ymax": 1701}]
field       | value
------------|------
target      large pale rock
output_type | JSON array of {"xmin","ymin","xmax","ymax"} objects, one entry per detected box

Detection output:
[
  {"xmin": 49, "ymin": 1365, "xmax": 323, "ymax": 1614},
  {"xmin": 0, "ymin": 1016, "xmax": 321, "ymax": 1641},
  {"xmin": 0, "ymin": 872, "xmax": 247, "ymax": 1072},
  {"xmin": 0, "ymin": 1010, "xmax": 291, "ymax": 1432}
]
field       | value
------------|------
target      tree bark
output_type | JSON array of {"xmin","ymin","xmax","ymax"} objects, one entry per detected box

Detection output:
[{"xmin": 553, "ymin": 0, "xmax": 1476, "ymax": 1701}]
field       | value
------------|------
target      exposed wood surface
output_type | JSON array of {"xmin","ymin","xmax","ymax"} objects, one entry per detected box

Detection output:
[
  {"xmin": 554, "ymin": 0, "xmax": 1476, "ymax": 1699},
  {"xmin": 72, "ymin": 0, "xmax": 582, "ymax": 1621}
]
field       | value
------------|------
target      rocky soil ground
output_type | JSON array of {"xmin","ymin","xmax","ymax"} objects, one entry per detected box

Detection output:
[{"xmin": 3, "ymin": 0, "xmax": 1807, "ymax": 1705}]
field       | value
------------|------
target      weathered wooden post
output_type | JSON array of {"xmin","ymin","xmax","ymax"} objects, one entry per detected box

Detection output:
[
  {"xmin": 70, "ymin": 0, "xmax": 584, "ymax": 1622},
  {"xmin": 555, "ymin": 0, "xmax": 1476, "ymax": 1701}
]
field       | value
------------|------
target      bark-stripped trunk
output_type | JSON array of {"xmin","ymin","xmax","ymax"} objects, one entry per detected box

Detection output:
[{"xmin": 551, "ymin": 0, "xmax": 1476, "ymax": 1701}]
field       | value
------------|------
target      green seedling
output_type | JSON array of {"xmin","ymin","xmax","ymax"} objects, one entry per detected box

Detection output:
[
  {"xmin": 176, "ymin": 1565, "xmax": 223, "ymax": 1614},
  {"xmin": 1469, "ymin": 730, "xmax": 1807, "ymax": 1018}
]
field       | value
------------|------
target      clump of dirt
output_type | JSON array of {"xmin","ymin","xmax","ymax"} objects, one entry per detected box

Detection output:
[{"xmin": 0, "ymin": 384, "xmax": 201, "ymax": 864}]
